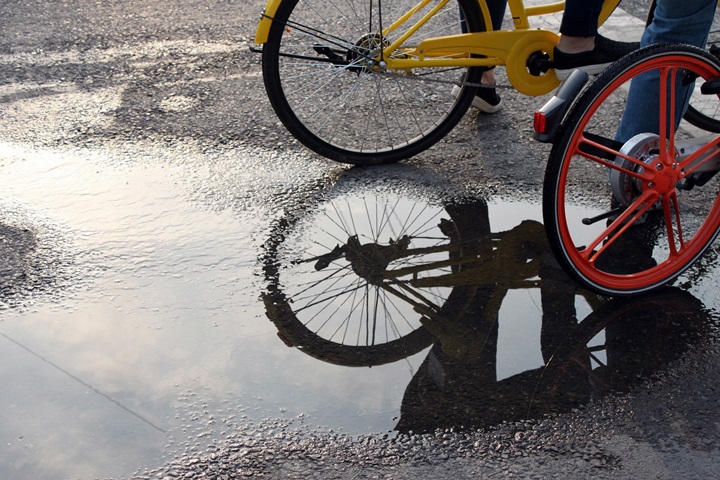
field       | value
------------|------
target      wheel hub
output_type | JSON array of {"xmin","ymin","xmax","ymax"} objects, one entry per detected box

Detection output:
[
  {"xmin": 347, "ymin": 33, "xmax": 389, "ymax": 72},
  {"xmin": 610, "ymin": 133, "xmax": 679, "ymax": 208},
  {"xmin": 345, "ymin": 235, "xmax": 409, "ymax": 285}
]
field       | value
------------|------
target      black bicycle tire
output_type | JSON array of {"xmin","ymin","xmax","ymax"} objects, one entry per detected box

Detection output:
[
  {"xmin": 262, "ymin": 288, "xmax": 436, "ymax": 367},
  {"xmin": 261, "ymin": 0, "xmax": 487, "ymax": 165},
  {"xmin": 684, "ymin": 103, "xmax": 720, "ymax": 132},
  {"xmin": 681, "ymin": 8, "xmax": 720, "ymax": 132},
  {"xmin": 543, "ymin": 43, "xmax": 720, "ymax": 296}
]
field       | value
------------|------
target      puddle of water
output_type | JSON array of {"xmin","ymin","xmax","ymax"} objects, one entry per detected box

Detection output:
[
  {"xmin": 0, "ymin": 147, "xmax": 436, "ymax": 478},
  {"xmin": 0, "ymin": 146, "xmax": 267, "ymax": 479},
  {"xmin": 259, "ymin": 184, "xmax": 718, "ymax": 439},
  {"xmin": 1, "ymin": 148, "xmax": 718, "ymax": 479}
]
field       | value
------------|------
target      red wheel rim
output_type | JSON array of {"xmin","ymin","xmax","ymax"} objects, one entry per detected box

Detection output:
[{"xmin": 556, "ymin": 53, "xmax": 720, "ymax": 293}]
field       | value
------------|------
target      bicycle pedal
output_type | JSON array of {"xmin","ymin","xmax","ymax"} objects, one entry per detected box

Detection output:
[
  {"xmin": 700, "ymin": 77, "xmax": 720, "ymax": 95},
  {"xmin": 582, "ymin": 207, "xmax": 624, "ymax": 226},
  {"xmin": 526, "ymin": 51, "xmax": 552, "ymax": 76}
]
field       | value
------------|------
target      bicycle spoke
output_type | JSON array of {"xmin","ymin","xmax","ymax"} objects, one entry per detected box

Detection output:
[
  {"xmin": 290, "ymin": 267, "xmax": 364, "ymax": 314},
  {"xmin": 581, "ymin": 190, "xmax": 657, "ymax": 263},
  {"xmin": 661, "ymin": 191, "xmax": 685, "ymax": 257},
  {"xmin": 575, "ymin": 132, "xmax": 652, "ymax": 181},
  {"xmin": 311, "ymin": 278, "xmax": 365, "ymax": 338},
  {"xmin": 678, "ymin": 137, "xmax": 720, "ymax": 177},
  {"xmin": 263, "ymin": 0, "xmax": 484, "ymax": 163},
  {"xmin": 267, "ymin": 191, "xmax": 460, "ymax": 353}
]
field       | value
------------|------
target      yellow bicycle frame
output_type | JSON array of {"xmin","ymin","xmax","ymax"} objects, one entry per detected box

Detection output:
[{"xmin": 255, "ymin": 0, "xmax": 622, "ymax": 96}]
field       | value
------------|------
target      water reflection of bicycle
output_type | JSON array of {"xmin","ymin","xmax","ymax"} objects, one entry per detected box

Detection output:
[
  {"xmin": 262, "ymin": 178, "xmax": 560, "ymax": 367},
  {"xmin": 260, "ymin": 176, "xmax": 712, "ymax": 432},
  {"xmin": 396, "ymin": 286, "xmax": 709, "ymax": 433}
]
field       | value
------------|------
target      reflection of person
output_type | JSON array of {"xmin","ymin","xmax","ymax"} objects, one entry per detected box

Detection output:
[
  {"xmin": 396, "ymin": 255, "xmax": 708, "ymax": 433},
  {"xmin": 393, "ymin": 204, "xmax": 707, "ymax": 435},
  {"xmin": 394, "ymin": 203, "xmax": 590, "ymax": 433},
  {"xmin": 616, "ymin": 0, "xmax": 717, "ymax": 141}
]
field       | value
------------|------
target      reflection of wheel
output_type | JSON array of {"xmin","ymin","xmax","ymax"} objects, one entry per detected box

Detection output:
[
  {"xmin": 261, "ymin": 0, "xmax": 486, "ymax": 165},
  {"xmin": 533, "ymin": 287, "xmax": 708, "ymax": 416},
  {"xmin": 262, "ymin": 187, "xmax": 483, "ymax": 366},
  {"xmin": 544, "ymin": 43, "xmax": 720, "ymax": 296}
]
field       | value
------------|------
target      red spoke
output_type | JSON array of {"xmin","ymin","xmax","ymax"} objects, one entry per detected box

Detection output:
[
  {"xmin": 662, "ymin": 190, "xmax": 685, "ymax": 257},
  {"xmin": 579, "ymin": 189, "xmax": 659, "ymax": 263},
  {"xmin": 678, "ymin": 136, "xmax": 720, "ymax": 177},
  {"xmin": 657, "ymin": 66, "xmax": 677, "ymax": 164},
  {"xmin": 574, "ymin": 134, "xmax": 654, "ymax": 180}
]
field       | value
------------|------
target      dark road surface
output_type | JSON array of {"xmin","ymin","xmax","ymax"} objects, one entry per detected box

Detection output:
[{"xmin": 1, "ymin": 1, "xmax": 720, "ymax": 479}]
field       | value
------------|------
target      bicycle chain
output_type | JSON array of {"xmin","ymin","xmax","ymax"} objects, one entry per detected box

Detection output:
[{"xmin": 375, "ymin": 69, "xmax": 516, "ymax": 90}]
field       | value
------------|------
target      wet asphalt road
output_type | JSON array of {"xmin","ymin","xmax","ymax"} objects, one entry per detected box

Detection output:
[{"xmin": 2, "ymin": 0, "xmax": 720, "ymax": 479}]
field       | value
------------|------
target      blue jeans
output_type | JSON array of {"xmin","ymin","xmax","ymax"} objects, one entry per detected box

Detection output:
[{"xmin": 616, "ymin": 0, "xmax": 717, "ymax": 142}]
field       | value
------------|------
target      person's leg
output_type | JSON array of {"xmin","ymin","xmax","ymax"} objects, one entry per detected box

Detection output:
[
  {"xmin": 558, "ymin": 0, "xmax": 604, "ymax": 38},
  {"xmin": 616, "ymin": 0, "xmax": 716, "ymax": 142},
  {"xmin": 479, "ymin": 0, "xmax": 507, "ymax": 86},
  {"xmin": 457, "ymin": 0, "xmax": 507, "ymax": 112},
  {"xmin": 554, "ymin": 0, "xmax": 635, "ymax": 80}
]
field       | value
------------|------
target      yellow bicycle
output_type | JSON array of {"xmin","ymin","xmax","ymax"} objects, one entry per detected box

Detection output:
[{"xmin": 253, "ymin": 0, "xmax": 622, "ymax": 165}]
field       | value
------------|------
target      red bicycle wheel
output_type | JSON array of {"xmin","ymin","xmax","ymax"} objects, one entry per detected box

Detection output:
[{"xmin": 543, "ymin": 43, "xmax": 720, "ymax": 296}]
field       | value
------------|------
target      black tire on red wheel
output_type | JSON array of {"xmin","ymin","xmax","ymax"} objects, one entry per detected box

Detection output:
[{"xmin": 543, "ymin": 43, "xmax": 720, "ymax": 296}]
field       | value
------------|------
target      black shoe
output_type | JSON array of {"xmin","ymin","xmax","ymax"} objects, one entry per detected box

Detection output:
[
  {"xmin": 451, "ymin": 84, "xmax": 503, "ymax": 113},
  {"xmin": 471, "ymin": 85, "xmax": 502, "ymax": 113},
  {"xmin": 554, "ymin": 36, "xmax": 638, "ymax": 81},
  {"xmin": 594, "ymin": 34, "xmax": 640, "ymax": 59}
]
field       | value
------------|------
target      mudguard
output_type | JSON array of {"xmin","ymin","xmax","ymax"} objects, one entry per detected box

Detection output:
[
  {"xmin": 533, "ymin": 69, "xmax": 589, "ymax": 143},
  {"xmin": 255, "ymin": 0, "xmax": 284, "ymax": 44}
]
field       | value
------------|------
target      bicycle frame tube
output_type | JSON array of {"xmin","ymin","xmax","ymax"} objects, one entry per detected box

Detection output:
[
  {"xmin": 255, "ymin": 0, "xmax": 620, "ymax": 44},
  {"xmin": 383, "ymin": 29, "xmax": 551, "ymax": 68},
  {"xmin": 383, "ymin": 0, "xmax": 483, "ymax": 46},
  {"xmin": 255, "ymin": 0, "xmax": 493, "ymax": 44},
  {"xmin": 508, "ymin": 0, "xmax": 564, "ymax": 29},
  {"xmin": 598, "ymin": 0, "xmax": 620, "ymax": 27},
  {"xmin": 378, "ymin": 0, "xmax": 494, "ymax": 61},
  {"xmin": 507, "ymin": 0, "xmax": 618, "ymax": 29}
]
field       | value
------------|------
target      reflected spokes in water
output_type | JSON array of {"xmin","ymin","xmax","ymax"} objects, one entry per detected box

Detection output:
[{"xmin": 261, "ymin": 187, "xmax": 716, "ymax": 434}]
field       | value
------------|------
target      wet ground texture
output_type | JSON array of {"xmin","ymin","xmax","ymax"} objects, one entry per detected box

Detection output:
[{"xmin": 2, "ymin": 1, "xmax": 720, "ymax": 479}]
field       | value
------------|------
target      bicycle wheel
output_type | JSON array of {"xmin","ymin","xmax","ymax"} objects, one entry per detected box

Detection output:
[
  {"xmin": 683, "ymin": 8, "xmax": 720, "ymax": 132},
  {"xmin": 544, "ymin": 44, "xmax": 720, "ymax": 296},
  {"xmin": 262, "ymin": 188, "xmax": 488, "ymax": 366},
  {"xmin": 261, "ymin": 0, "xmax": 486, "ymax": 165}
]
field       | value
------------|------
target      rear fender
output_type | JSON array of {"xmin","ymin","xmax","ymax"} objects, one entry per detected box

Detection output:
[
  {"xmin": 255, "ymin": 0, "xmax": 284, "ymax": 44},
  {"xmin": 533, "ymin": 69, "xmax": 589, "ymax": 143}
]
